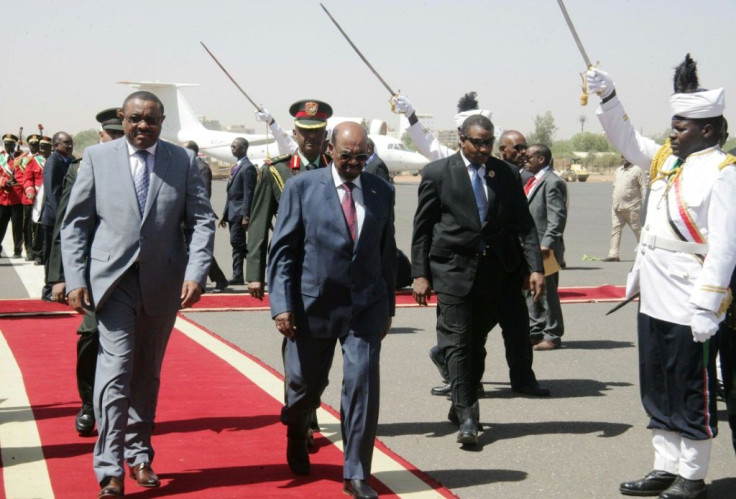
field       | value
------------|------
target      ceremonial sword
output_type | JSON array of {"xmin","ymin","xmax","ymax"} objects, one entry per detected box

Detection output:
[
  {"xmin": 605, "ymin": 293, "xmax": 639, "ymax": 316},
  {"xmin": 555, "ymin": 0, "xmax": 596, "ymax": 105},
  {"xmin": 320, "ymin": 3, "xmax": 396, "ymax": 96},
  {"xmin": 200, "ymin": 41, "xmax": 262, "ymax": 111}
]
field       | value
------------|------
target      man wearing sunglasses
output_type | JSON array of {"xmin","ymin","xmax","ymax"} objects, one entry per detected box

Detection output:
[
  {"xmin": 498, "ymin": 130, "xmax": 533, "ymax": 183},
  {"xmin": 412, "ymin": 114, "xmax": 545, "ymax": 446}
]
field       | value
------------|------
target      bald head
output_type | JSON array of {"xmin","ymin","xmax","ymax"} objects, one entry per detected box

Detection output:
[
  {"xmin": 329, "ymin": 122, "xmax": 368, "ymax": 182},
  {"xmin": 498, "ymin": 130, "xmax": 528, "ymax": 167}
]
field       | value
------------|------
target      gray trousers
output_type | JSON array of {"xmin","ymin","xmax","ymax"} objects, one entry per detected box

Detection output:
[
  {"xmin": 526, "ymin": 271, "xmax": 564, "ymax": 343},
  {"xmin": 281, "ymin": 330, "xmax": 381, "ymax": 480},
  {"xmin": 93, "ymin": 267, "xmax": 177, "ymax": 482}
]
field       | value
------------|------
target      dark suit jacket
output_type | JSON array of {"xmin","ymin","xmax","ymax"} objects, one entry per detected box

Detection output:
[
  {"xmin": 223, "ymin": 157, "xmax": 257, "ymax": 222},
  {"xmin": 363, "ymin": 154, "xmax": 390, "ymax": 182},
  {"xmin": 268, "ymin": 166, "xmax": 396, "ymax": 339},
  {"xmin": 412, "ymin": 152, "xmax": 542, "ymax": 297},
  {"xmin": 47, "ymin": 163, "xmax": 79, "ymax": 284},
  {"xmin": 527, "ymin": 169, "xmax": 567, "ymax": 263},
  {"xmin": 196, "ymin": 157, "xmax": 213, "ymax": 199},
  {"xmin": 41, "ymin": 151, "xmax": 72, "ymax": 227}
]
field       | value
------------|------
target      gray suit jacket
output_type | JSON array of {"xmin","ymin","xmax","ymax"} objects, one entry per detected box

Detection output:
[
  {"xmin": 61, "ymin": 138, "xmax": 215, "ymax": 315},
  {"xmin": 527, "ymin": 169, "xmax": 567, "ymax": 263}
]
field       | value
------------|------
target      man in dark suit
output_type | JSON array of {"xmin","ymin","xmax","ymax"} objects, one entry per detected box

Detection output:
[
  {"xmin": 412, "ymin": 114, "xmax": 544, "ymax": 446},
  {"xmin": 363, "ymin": 138, "xmax": 390, "ymax": 182},
  {"xmin": 40, "ymin": 131, "xmax": 74, "ymax": 300},
  {"xmin": 498, "ymin": 130, "xmax": 533, "ymax": 183},
  {"xmin": 268, "ymin": 122, "xmax": 395, "ymax": 498},
  {"xmin": 61, "ymin": 91, "xmax": 215, "ymax": 497},
  {"xmin": 184, "ymin": 140, "xmax": 228, "ymax": 292},
  {"xmin": 220, "ymin": 137, "xmax": 256, "ymax": 285},
  {"xmin": 523, "ymin": 144, "xmax": 567, "ymax": 351}
]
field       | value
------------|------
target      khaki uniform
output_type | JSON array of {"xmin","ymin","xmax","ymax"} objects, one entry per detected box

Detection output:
[{"xmin": 607, "ymin": 163, "xmax": 647, "ymax": 259}]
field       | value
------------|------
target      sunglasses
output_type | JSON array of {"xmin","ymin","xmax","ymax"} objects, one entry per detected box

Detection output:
[
  {"xmin": 513, "ymin": 144, "xmax": 528, "ymax": 152},
  {"xmin": 338, "ymin": 152, "xmax": 369, "ymax": 162},
  {"xmin": 462, "ymin": 136, "xmax": 493, "ymax": 148}
]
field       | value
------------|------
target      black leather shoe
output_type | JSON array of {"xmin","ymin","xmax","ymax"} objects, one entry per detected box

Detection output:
[
  {"xmin": 659, "ymin": 476, "xmax": 707, "ymax": 499},
  {"xmin": 619, "ymin": 470, "xmax": 677, "ymax": 496},
  {"xmin": 227, "ymin": 276, "xmax": 245, "ymax": 285},
  {"xmin": 343, "ymin": 479, "xmax": 378, "ymax": 498},
  {"xmin": 211, "ymin": 280, "xmax": 228, "ymax": 293},
  {"xmin": 431, "ymin": 383, "xmax": 451, "ymax": 396},
  {"xmin": 75, "ymin": 404, "xmax": 95, "ymax": 434},
  {"xmin": 456, "ymin": 418, "xmax": 479, "ymax": 446},
  {"xmin": 602, "ymin": 256, "xmax": 620, "ymax": 262},
  {"xmin": 512, "ymin": 383, "xmax": 551, "ymax": 397},
  {"xmin": 286, "ymin": 437, "xmax": 310, "ymax": 475}
]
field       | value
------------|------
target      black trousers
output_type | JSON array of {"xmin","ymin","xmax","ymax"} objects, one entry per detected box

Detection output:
[
  {"xmin": 30, "ymin": 221, "xmax": 43, "ymax": 261},
  {"xmin": 0, "ymin": 204, "xmax": 23, "ymax": 255},
  {"xmin": 719, "ymin": 324, "xmax": 736, "ymax": 456},
  {"xmin": 638, "ymin": 312, "xmax": 718, "ymax": 441},
  {"xmin": 436, "ymin": 253, "xmax": 501, "ymax": 422},
  {"xmin": 21, "ymin": 204, "xmax": 34, "ymax": 257},
  {"xmin": 208, "ymin": 256, "xmax": 227, "ymax": 284},
  {"xmin": 77, "ymin": 311, "xmax": 99, "ymax": 406},
  {"xmin": 228, "ymin": 218, "xmax": 246, "ymax": 279}
]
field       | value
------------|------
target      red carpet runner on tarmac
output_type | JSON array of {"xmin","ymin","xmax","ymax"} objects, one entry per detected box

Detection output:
[
  {"xmin": 0, "ymin": 314, "xmax": 454, "ymax": 498},
  {"xmin": 0, "ymin": 285, "xmax": 627, "ymax": 316}
]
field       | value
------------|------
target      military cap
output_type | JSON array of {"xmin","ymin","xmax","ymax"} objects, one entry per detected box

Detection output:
[
  {"xmin": 39, "ymin": 135, "xmax": 53, "ymax": 145},
  {"xmin": 3, "ymin": 133, "xmax": 18, "ymax": 143},
  {"xmin": 289, "ymin": 99, "xmax": 332, "ymax": 129},
  {"xmin": 95, "ymin": 107, "xmax": 124, "ymax": 131},
  {"xmin": 26, "ymin": 134, "xmax": 41, "ymax": 144}
]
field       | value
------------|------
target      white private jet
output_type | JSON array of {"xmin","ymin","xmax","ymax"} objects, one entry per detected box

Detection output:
[{"xmin": 119, "ymin": 82, "xmax": 427, "ymax": 175}]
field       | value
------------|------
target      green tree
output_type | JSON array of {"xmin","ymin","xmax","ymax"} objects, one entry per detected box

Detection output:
[
  {"xmin": 528, "ymin": 111, "xmax": 557, "ymax": 146},
  {"xmin": 569, "ymin": 132, "xmax": 614, "ymax": 152},
  {"xmin": 72, "ymin": 129, "xmax": 100, "ymax": 157},
  {"xmin": 401, "ymin": 132, "xmax": 419, "ymax": 152}
]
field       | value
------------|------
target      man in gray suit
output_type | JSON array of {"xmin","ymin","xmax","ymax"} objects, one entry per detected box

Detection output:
[
  {"xmin": 268, "ymin": 122, "xmax": 395, "ymax": 499},
  {"xmin": 523, "ymin": 144, "xmax": 567, "ymax": 350},
  {"xmin": 61, "ymin": 91, "xmax": 215, "ymax": 498}
]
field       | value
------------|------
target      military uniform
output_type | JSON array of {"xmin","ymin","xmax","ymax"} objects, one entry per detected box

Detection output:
[
  {"xmin": 17, "ymin": 135, "xmax": 44, "ymax": 260},
  {"xmin": 0, "ymin": 133, "xmax": 24, "ymax": 257}
]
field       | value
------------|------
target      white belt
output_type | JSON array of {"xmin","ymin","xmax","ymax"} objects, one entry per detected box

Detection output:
[{"xmin": 641, "ymin": 232, "xmax": 708, "ymax": 254}]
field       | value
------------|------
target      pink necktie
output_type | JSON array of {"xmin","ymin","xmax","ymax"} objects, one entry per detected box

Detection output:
[{"xmin": 341, "ymin": 182, "xmax": 357, "ymax": 241}]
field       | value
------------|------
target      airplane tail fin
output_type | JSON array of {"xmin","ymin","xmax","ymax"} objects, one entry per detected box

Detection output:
[{"xmin": 118, "ymin": 81, "xmax": 205, "ymax": 142}]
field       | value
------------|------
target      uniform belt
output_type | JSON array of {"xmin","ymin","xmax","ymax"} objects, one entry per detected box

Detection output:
[{"xmin": 640, "ymin": 232, "xmax": 708, "ymax": 254}]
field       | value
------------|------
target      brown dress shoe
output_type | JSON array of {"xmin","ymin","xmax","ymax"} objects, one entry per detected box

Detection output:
[
  {"xmin": 98, "ymin": 476, "xmax": 124, "ymax": 498},
  {"xmin": 533, "ymin": 340, "xmax": 560, "ymax": 351},
  {"xmin": 129, "ymin": 462, "xmax": 160, "ymax": 488}
]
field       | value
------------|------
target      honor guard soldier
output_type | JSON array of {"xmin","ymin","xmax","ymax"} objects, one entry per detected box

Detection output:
[
  {"xmin": 246, "ymin": 99, "xmax": 333, "ymax": 298},
  {"xmin": 0, "ymin": 133, "xmax": 24, "ymax": 258},
  {"xmin": 588, "ymin": 55, "xmax": 736, "ymax": 499},
  {"xmin": 18, "ymin": 134, "xmax": 44, "ymax": 260}
]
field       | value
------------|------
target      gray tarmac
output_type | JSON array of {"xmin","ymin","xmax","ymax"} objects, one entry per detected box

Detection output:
[{"xmin": 2, "ymin": 178, "xmax": 734, "ymax": 498}]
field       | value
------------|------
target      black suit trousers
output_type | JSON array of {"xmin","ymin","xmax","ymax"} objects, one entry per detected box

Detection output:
[
  {"xmin": 436, "ymin": 253, "xmax": 502, "ymax": 422},
  {"xmin": 228, "ymin": 218, "xmax": 246, "ymax": 279},
  {"xmin": 719, "ymin": 324, "xmax": 736, "ymax": 456}
]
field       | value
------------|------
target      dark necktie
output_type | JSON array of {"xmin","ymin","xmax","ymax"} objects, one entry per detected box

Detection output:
[
  {"xmin": 341, "ymin": 182, "xmax": 357, "ymax": 242},
  {"xmin": 470, "ymin": 164, "xmax": 488, "ymax": 222},
  {"xmin": 134, "ymin": 150, "xmax": 150, "ymax": 215}
]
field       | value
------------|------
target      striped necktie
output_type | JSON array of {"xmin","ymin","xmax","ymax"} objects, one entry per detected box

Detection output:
[{"xmin": 134, "ymin": 150, "xmax": 150, "ymax": 215}]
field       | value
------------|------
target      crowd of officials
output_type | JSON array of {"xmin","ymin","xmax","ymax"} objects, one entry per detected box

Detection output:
[{"xmin": 1, "ymin": 53, "xmax": 734, "ymax": 499}]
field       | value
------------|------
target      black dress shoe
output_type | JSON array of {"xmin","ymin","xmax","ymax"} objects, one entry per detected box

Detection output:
[
  {"xmin": 12, "ymin": 252, "xmax": 21, "ymax": 258},
  {"xmin": 75, "ymin": 404, "xmax": 95, "ymax": 434},
  {"xmin": 619, "ymin": 470, "xmax": 677, "ymax": 496},
  {"xmin": 227, "ymin": 276, "xmax": 245, "ymax": 285},
  {"xmin": 456, "ymin": 418, "xmax": 479, "ymax": 446},
  {"xmin": 602, "ymin": 256, "xmax": 620, "ymax": 262},
  {"xmin": 512, "ymin": 383, "xmax": 551, "ymax": 397},
  {"xmin": 447, "ymin": 407, "xmax": 460, "ymax": 426},
  {"xmin": 211, "ymin": 280, "xmax": 228, "ymax": 293},
  {"xmin": 286, "ymin": 437, "xmax": 310, "ymax": 475},
  {"xmin": 343, "ymin": 479, "xmax": 378, "ymax": 498},
  {"xmin": 431, "ymin": 383, "xmax": 451, "ymax": 396},
  {"xmin": 659, "ymin": 476, "xmax": 707, "ymax": 499}
]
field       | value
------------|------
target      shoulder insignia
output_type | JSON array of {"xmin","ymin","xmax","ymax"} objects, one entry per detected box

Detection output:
[
  {"xmin": 264, "ymin": 154, "xmax": 291, "ymax": 166},
  {"xmin": 718, "ymin": 153, "xmax": 736, "ymax": 171},
  {"xmin": 269, "ymin": 165, "xmax": 285, "ymax": 192},
  {"xmin": 649, "ymin": 139, "xmax": 673, "ymax": 186}
]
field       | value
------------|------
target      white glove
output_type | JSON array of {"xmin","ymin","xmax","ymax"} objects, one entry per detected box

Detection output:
[
  {"xmin": 585, "ymin": 68, "xmax": 615, "ymax": 99},
  {"xmin": 255, "ymin": 107, "xmax": 273, "ymax": 124},
  {"xmin": 625, "ymin": 258, "xmax": 640, "ymax": 299},
  {"xmin": 391, "ymin": 95, "xmax": 414, "ymax": 118},
  {"xmin": 690, "ymin": 309, "xmax": 719, "ymax": 343}
]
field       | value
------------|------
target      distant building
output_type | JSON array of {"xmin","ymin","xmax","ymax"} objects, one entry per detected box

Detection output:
[
  {"xmin": 224, "ymin": 125, "xmax": 255, "ymax": 134},
  {"xmin": 436, "ymin": 129, "xmax": 459, "ymax": 151}
]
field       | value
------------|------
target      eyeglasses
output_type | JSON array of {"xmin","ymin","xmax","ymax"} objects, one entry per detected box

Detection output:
[
  {"xmin": 462, "ymin": 136, "xmax": 493, "ymax": 148},
  {"xmin": 124, "ymin": 115, "xmax": 162, "ymax": 126},
  {"xmin": 338, "ymin": 152, "xmax": 369, "ymax": 162},
  {"xmin": 513, "ymin": 144, "xmax": 528, "ymax": 152}
]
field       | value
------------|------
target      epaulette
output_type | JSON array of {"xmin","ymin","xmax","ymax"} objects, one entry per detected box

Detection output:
[
  {"xmin": 718, "ymin": 153, "xmax": 736, "ymax": 170},
  {"xmin": 649, "ymin": 139, "xmax": 673, "ymax": 186},
  {"xmin": 262, "ymin": 154, "xmax": 291, "ymax": 166},
  {"xmin": 269, "ymin": 165, "xmax": 286, "ymax": 191}
]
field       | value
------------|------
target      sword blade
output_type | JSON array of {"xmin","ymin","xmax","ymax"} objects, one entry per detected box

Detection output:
[
  {"xmin": 555, "ymin": 0, "xmax": 592, "ymax": 68},
  {"xmin": 320, "ymin": 3, "xmax": 395, "ymax": 96},
  {"xmin": 605, "ymin": 293, "xmax": 639, "ymax": 316},
  {"xmin": 200, "ymin": 41, "xmax": 261, "ymax": 111}
]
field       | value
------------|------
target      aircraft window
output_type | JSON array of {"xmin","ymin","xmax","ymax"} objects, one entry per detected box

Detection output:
[
  {"xmin": 387, "ymin": 144, "xmax": 395, "ymax": 150},
  {"xmin": 395, "ymin": 143, "xmax": 409, "ymax": 151}
]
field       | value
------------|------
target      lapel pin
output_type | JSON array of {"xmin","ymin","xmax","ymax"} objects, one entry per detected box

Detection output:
[{"xmin": 488, "ymin": 170, "xmax": 495, "ymax": 178}]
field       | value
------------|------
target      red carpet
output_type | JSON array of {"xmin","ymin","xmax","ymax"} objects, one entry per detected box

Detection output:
[
  {"xmin": 0, "ymin": 285, "xmax": 627, "ymax": 316},
  {"xmin": 0, "ymin": 314, "xmax": 453, "ymax": 498}
]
